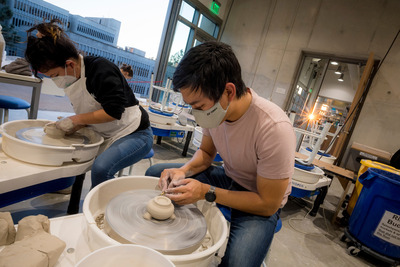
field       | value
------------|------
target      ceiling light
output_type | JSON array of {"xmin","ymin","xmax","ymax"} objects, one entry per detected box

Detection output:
[
  {"xmin": 335, "ymin": 66, "xmax": 342, "ymax": 75},
  {"xmin": 331, "ymin": 61, "xmax": 339, "ymax": 65},
  {"xmin": 338, "ymin": 73, "xmax": 344, "ymax": 82}
]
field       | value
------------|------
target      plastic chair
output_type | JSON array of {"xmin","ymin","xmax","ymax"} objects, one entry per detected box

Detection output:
[
  {"xmin": 118, "ymin": 148, "xmax": 155, "ymax": 177},
  {"xmin": 0, "ymin": 95, "xmax": 30, "ymax": 124}
]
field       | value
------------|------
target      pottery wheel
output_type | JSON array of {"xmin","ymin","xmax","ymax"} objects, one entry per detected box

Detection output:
[
  {"xmin": 105, "ymin": 190, "xmax": 207, "ymax": 254},
  {"xmin": 15, "ymin": 127, "xmax": 89, "ymax": 147}
]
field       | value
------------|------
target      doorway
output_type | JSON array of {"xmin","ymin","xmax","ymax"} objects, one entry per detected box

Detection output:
[{"xmin": 286, "ymin": 52, "xmax": 368, "ymax": 155}]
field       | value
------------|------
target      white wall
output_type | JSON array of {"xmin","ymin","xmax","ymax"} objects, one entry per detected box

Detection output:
[
  {"xmin": 318, "ymin": 70, "xmax": 356, "ymax": 103},
  {"xmin": 220, "ymin": 0, "xmax": 400, "ymax": 156}
]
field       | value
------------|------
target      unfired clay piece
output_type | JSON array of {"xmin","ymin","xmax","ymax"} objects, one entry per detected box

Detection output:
[
  {"xmin": 43, "ymin": 123, "xmax": 65, "ymax": 139},
  {"xmin": 15, "ymin": 215, "xmax": 50, "ymax": 241},
  {"xmin": 0, "ymin": 244, "xmax": 48, "ymax": 267},
  {"xmin": 17, "ymin": 231, "xmax": 66, "ymax": 267},
  {"xmin": 0, "ymin": 214, "xmax": 65, "ymax": 267},
  {"xmin": 145, "ymin": 195, "xmax": 175, "ymax": 220},
  {"xmin": 0, "ymin": 212, "xmax": 16, "ymax": 245}
]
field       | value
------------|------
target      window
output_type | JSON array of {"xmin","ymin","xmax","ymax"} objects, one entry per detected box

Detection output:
[
  {"xmin": 179, "ymin": 1, "xmax": 195, "ymax": 22},
  {"xmin": 156, "ymin": 0, "xmax": 222, "ymax": 90}
]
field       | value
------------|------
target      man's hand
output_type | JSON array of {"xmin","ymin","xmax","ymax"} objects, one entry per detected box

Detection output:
[
  {"xmin": 159, "ymin": 168, "xmax": 186, "ymax": 192},
  {"xmin": 164, "ymin": 179, "xmax": 207, "ymax": 205}
]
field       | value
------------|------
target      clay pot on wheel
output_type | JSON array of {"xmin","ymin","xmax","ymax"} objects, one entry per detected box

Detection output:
[
  {"xmin": 144, "ymin": 196, "xmax": 175, "ymax": 220},
  {"xmin": 43, "ymin": 123, "xmax": 65, "ymax": 139}
]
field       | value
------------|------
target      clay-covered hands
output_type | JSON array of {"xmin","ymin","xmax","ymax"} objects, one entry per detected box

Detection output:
[
  {"xmin": 159, "ymin": 168, "xmax": 186, "ymax": 191},
  {"xmin": 55, "ymin": 116, "xmax": 84, "ymax": 134},
  {"xmin": 164, "ymin": 178, "xmax": 207, "ymax": 205}
]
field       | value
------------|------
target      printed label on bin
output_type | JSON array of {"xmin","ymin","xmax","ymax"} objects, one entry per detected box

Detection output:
[{"xmin": 374, "ymin": 210, "xmax": 400, "ymax": 246}]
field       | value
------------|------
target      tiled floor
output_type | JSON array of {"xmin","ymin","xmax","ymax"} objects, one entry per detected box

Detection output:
[{"xmin": 0, "ymin": 85, "xmax": 394, "ymax": 266}]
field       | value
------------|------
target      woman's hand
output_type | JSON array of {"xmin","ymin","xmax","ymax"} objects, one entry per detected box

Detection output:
[{"xmin": 55, "ymin": 116, "xmax": 85, "ymax": 134}]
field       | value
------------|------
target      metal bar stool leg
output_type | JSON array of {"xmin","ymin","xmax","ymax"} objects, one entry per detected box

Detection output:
[{"xmin": 4, "ymin": 109, "xmax": 9, "ymax": 123}]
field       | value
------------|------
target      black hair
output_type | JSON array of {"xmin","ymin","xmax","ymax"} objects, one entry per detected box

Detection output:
[
  {"xmin": 120, "ymin": 63, "xmax": 133, "ymax": 77},
  {"xmin": 172, "ymin": 41, "xmax": 246, "ymax": 102},
  {"xmin": 24, "ymin": 19, "xmax": 79, "ymax": 76}
]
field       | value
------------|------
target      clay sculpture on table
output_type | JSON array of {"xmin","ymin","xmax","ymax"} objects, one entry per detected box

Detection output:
[
  {"xmin": 0, "ymin": 215, "xmax": 66, "ymax": 267},
  {"xmin": 0, "ymin": 212, "xmax": 16, "ymax": 246}
]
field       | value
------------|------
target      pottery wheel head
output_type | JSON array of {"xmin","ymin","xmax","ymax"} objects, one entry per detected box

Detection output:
[
  {"xmin": 105, "ymin": 190, "xmax": 207, "ymax": 254},
  {"xmin": 15, "ymin": 127, "xmax": 89, "ymax": 147}
]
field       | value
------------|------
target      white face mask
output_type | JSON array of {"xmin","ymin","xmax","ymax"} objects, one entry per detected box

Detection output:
[
  {"xmin": 52, "ymin": 65, "xmax": 77, "ymax": 89},
  {"xmin": 192, "ymin": 99, "xmax": 230, "ymax": 129}
]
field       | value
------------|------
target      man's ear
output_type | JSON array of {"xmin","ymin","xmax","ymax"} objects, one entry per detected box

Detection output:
[{"xmin": 225, "ymin": 82, "xmax": 236, "ymax": 102}]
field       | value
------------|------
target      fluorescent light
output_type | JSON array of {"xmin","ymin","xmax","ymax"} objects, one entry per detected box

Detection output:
[
  {"xmin": 338, "ymin": 73, "xmax": 344, "ymax": 82},
  {"xmin": 331, "ymin": 61, "xmax": 339, "ymax": 65}
]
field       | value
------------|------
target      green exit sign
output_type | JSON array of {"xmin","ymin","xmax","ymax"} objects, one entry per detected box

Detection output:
[{"xmin": 210, "ymin": 1, "xmax": 221, "ymax": 15}]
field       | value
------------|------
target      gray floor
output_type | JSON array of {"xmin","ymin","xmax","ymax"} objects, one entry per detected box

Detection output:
[{"xmin": 0, "ymin": 84, "xmax": 392, "ymax": 267}]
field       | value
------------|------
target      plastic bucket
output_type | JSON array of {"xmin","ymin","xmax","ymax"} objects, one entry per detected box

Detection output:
[
  {"xmin": 75, "ymin": 244, "xmax": 175, "ymax": 267},
  {"xmin": 348, "ymin": 168, "xmax": 400, "ymax": 259},
  {"xmin": 347, "ymin": 160, "xmax": 400, "ymax": 215}
]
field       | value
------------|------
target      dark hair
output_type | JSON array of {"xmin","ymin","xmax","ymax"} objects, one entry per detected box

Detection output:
[
  {"xmin": 24, "ymin": 19, "xmax": 79, "ymax": 76},
  {"xmin": 172, "ymin": 41, "xmax": 246, "ymax": 102},
  {"xmin": 120, "ymin": 63, "xmax": 133, "ymax": 77}
]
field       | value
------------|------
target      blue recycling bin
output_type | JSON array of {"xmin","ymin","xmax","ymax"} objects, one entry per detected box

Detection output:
[{"xmin": 348, "ymin": 168, "xmax": 400, "ymax": 259}]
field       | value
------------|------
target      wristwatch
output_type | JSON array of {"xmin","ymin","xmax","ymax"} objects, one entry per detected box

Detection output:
[{"xmin": 205, "ymin": 185, "xmax": 216, "ymax": 202}]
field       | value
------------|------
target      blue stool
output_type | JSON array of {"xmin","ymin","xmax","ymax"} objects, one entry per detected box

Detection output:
[
  {"xmin": 0, "ymin": 95, "xmax": 30, "ymax": 124},
  {"xmin": 118, "ymin": 148, "xmax": 155, "ymax": 177}
]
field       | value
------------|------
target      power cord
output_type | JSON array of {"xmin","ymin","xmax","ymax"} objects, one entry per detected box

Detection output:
[{"xmin": 288, "ymin": 196, "xmax": 335, "ymax": 237}]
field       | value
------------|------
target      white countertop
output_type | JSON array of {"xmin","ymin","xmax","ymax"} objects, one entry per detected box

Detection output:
[{"xmin": 0, "ymin": 138, "xmax": 93, "ymax": 194}]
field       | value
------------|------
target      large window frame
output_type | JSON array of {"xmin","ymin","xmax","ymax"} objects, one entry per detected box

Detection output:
[{"xmin": 153, "ymin": 0, "xmax": 222, "ymax": 94}]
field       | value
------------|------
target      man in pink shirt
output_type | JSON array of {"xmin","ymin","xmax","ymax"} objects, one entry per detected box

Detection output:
[{"xmin": 146, "ymin": 41, "xmax": 295, "ymax": 267}]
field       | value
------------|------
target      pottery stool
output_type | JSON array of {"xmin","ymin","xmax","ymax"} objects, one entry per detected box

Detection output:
[
  {"xmin": 118, "ymin": 148, "xmax": 155, "ymax": 177},
  {"xmin": 0, "ymin": 95, "xmax": 30, "ymax": 124}
]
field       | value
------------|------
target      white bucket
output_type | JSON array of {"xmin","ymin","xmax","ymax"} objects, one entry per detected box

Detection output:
[
  {"xmin": 75, "ymin": 244, "xmax": 175, "ymax": 267},
  {"xmin": 293, "ymin": 165, "xmax": 325, "ymax": 184},
  {"xmin": 82, "ymin": 176, "xmax": 228, "ymax": 267}
]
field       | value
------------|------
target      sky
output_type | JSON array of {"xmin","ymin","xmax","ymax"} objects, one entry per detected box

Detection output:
[{"xmin": 44, "ymin": 0, "xmax": 170, "ymax": 59}]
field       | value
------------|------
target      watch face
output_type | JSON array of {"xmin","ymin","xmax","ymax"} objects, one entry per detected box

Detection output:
[{"xmin": 205, "ymin": 192, "xmax": 216, "ymax": 202}]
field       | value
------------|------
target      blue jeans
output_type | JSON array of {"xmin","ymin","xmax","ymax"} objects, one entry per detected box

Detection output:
[
  {"xmin": 91, "ymin": 126, "xmax": 153, "ymax": 188},
  {"xmin": 145, "ymin": 163, "xmax": 280, "ymax": 267}
]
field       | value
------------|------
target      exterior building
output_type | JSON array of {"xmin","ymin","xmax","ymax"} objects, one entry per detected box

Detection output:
[{"xmin": 1, "ymin": 0, "xmax": 161, "ymax": 97}]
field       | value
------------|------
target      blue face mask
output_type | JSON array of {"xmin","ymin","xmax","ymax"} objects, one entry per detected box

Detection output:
[
  {"xmin": 192, "ymin": 99, "xmax": 230, "ymax": 129},
  {"xmin": 51, "ymin": 65, "xmax": 77, "ymax": 89}
]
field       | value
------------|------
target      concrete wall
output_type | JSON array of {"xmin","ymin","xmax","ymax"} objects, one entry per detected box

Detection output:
[
  {"xmin": 220, "ymin": 0, "xmax": 400, "ymax": 156},
  {"xmin": 318, "ymin": 70, "xmax": 355, "ymax": 103}
]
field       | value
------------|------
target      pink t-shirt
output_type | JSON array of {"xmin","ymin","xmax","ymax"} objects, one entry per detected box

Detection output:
[{"xmin": 203, "ymin": 89, "xmax": 296, "ymax": 207}]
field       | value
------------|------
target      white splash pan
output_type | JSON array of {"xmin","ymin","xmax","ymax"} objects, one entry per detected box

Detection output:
[
  {"xmin": 299, "ymin": 147, "xmax": 337, "ymax": 164},
  {"xmin": 83, "ymin": 176, "xmax": 229, "ymax": 267},
  {"xmin": 0, "ymin": 119, "xmax": 104, "ymax": 166},
  {"xmin": 148, "ymin": 110, "xmax": 178, "ymax": 125},
  {"xmin": 293, "ymin": 165, "xmax": 325, "ymax": 184},
  {"xmin": 76, "ymin": 244, "xmax": 175, "ymax": 267}
]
